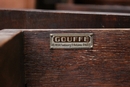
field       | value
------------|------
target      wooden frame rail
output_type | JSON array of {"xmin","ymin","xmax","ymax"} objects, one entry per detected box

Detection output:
[
  {"xmin": 1, "ymin": 9, "xmax": 130, "ymax": 30},
  {"xmin": 0, "ymin": 29, "xmax": 24, "ymax": 87}
]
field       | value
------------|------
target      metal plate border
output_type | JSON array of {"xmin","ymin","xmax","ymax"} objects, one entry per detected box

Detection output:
[{"xmin": 50, "ymin": 33, "xmax": 93, "ymax": 49}]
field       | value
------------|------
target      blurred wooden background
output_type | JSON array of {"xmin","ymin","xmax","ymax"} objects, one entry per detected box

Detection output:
[
  {"xmin": 0, "ymin": 0, "xmax": 36, "ymax": 9},
  {"xmin": 74, "ymin": 0, "xmax": 130, "ymax": 5},
  {"xmin": 1, "ymin": 0, "xmax": 130, "ymax": 9}
]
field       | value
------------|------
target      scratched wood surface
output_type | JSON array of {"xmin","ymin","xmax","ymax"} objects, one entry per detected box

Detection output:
[
  {"xmin": 0, "ymin": 30, "xmax": 24, "ymax": 87},
  {"xmin": 24, "ymin": 29, "xmax": 130, "ymax": 87},
  {"xmin": 1, "ymin": 9, "xmax": 130, "ymax": 30}
]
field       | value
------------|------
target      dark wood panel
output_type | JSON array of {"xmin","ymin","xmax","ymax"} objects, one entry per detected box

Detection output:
[
  {"xmin": 1, "ymin": 9, "xmax": 130, "ymax": 29},
  {"xmin": 0, "ymin": 29, "xmax": 24, "ymax": 87},
  {"xmin": 24, "ymin": 29, "xmax": 130, "ymax": 87}
]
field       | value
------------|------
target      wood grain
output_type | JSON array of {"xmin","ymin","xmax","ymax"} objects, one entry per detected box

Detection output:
[
  {"xmin": 24, "ymin": 29, "xmax": 130, "ymax": 87},
  {"xmin": 1, "ymin": 10, "xmax": 130, "ymax": 29},
  {"xmin": 0, "ymin": 29, "xmax": 24, "ymax": 87}
]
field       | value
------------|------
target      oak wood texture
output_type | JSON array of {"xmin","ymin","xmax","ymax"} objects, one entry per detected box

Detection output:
[
  {"xmin": 23, "ymin": 29, "xmax": 130, "ymax": 87},
  {"xmin": 1, "ymin": 9, "xmax": 130, "ymax": 30},
  {"xmin": 0, "ymin": 29, "xmax": 24, "ymax": 87}
]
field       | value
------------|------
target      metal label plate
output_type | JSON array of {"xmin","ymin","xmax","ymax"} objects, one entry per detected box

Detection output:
[{"xmin": 50, "ymin": 33, "xmax": 93, "ymax": 49}]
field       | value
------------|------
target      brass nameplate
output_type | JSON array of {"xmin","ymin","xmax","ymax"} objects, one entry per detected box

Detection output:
[{"xmin": 50, "ymin": 33, "xmax": 93, "ymax": 49}]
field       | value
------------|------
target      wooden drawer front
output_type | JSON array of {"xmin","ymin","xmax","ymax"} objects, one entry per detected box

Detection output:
[{"xmin": 24, "ymin": 29, "xmax": 130, "ymax": 87}]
